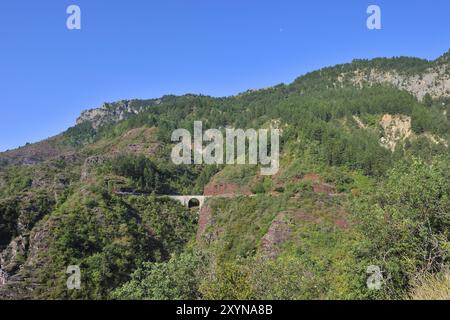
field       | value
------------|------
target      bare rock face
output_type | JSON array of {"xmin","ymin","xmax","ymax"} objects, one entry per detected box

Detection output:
[
  {"xmin": 0, "ymin": 218, "xmax": 55, "ymax": 299},
  {"xmin": 26, "ymin": 222, "xmax": 52, "ymax": 268},
  {"xmin": 76, "ymin": 100, "xmax": 150, "ymax": 130},
  {"xmin": 196, "ymin": 203, "xmax": 214, "ymax": 242},
  {"xmin": 260, "ymin": 213, "xmax": 291, "ymax": 259},
  {"xmin": 379, "ymin": 114, "xmax": 413, "ymax": 151},
  {"xmin": 0, "ymin": 236, "xmax": 27, "ymax": 274},
  {"xmin": 258, "ymin": 206, "xmax": 349, "ymax": 260},
  {"xmin": 344, "ymin": 65, "xmax": 450, "ymax": 100},
  {"xmin": 0, "ymin": 236, "xmax": 30, "ymax": 298},
  {"xmin": 77, "ymin": 101, "xmax": 131, "ymax": 129},
  {"xmin": 0, "ymin": 266, "xmax": 41, "ymax": 300}
]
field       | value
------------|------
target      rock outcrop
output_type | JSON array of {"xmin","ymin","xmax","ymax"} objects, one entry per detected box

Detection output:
[
  {"xmin": 379, "ymin": 114, "xmax": 413, "ymax": 151},
  {"xmin": 196, "ymin": 203, "xmax": 215, "ymax": 242},
  {"xmin": 260, "ymin": 212, "xmax": 291, "ymax": 259},
  {"xmin": 378, "ymin": 114, "xmax": 448, "ymax": 151},
  {"xmin": 76, "ymin": 99, "xmax": 162, "ymax": 129},
  {"xmin": 77, "ymin": 101, "xmax": 139, "ymax": 129},
  {"xmin": 0, "ymin": 236, "xmax": 27, "ymax": 275},
  {"xmin": 344, "ymin": 64, "xmax": 450, "ymax": 101}
]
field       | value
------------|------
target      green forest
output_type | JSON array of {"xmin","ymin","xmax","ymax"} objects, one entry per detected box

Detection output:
[{"xmin": 0, "ymin": 52, "xmax": 449, "ymax": 300}]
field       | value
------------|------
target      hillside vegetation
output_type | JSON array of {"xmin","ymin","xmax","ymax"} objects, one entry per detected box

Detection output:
[{"xmin": 0, "ymin": 51, "xmax": 449, "ymax": 300}]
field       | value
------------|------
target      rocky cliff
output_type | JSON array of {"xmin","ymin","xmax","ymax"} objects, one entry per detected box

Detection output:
[
  {"xmin": 76, "ymin": 101, "xmax": 143, "ymax": 129},
  {"xmin": 76, "ymin": 97, "xmax": 169, "ymax": 129},
  {"xmin": 75, "ymin": 52, "xmax": 450, "ymax": 132},
  {"xmin": 344, "ymin": 64, "xmax": 450, "ymax": 100}
]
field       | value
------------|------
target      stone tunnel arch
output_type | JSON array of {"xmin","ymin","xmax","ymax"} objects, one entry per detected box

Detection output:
[
  {"xmin": 165, "ymin": 196, "xmax": 208, "ymax": 209},
  {"xmin": 188, "ymin": 198, "xmax": 201, "ymax": 208}
]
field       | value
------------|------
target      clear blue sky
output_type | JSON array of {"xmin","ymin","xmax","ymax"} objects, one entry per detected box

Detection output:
[{"xmin": 0, "ymin": 0, "xmax": 449, "ymax": 151}]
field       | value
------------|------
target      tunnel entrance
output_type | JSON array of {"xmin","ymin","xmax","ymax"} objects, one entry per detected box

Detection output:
[{"xmin": 188, "ymin": 198, "xmax": 200, "ymax": 209}]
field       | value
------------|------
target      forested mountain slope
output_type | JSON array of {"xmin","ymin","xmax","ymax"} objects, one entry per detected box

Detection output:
[{"xmin": 0, "ymin": 50, "xmax": 449, "ymax": 300}]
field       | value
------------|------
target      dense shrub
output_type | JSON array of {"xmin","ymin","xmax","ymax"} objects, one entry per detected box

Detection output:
[{"xmin": 351, "ymin": 158, "xmax": 450, "ymax": 298}]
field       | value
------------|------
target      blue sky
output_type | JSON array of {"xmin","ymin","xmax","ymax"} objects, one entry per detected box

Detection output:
[{"xmin": 0, "ymin": 0, "xmax": 449, "ymax": 151}]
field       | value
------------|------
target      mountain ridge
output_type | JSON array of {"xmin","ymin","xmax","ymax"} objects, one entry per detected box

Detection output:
[
  {"xmin": 73, "ymin": 50, "xmax": 450, "ymax": 133},
  {"xmin": 0, "ymin": 49, "xmax": 449, "ymax": 300},
  {"xmin": 0, "ymin": 50, "xmax": 447, "ymax": 162}
]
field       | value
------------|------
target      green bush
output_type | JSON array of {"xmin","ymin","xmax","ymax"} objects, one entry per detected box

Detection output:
[
  {"xmin": 351, "ymin": 158, "xmax": 450, "ymax": 298},
  {"xmin": 113, "ymin": 251, "xmax": 206, "ymax": 300}
]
